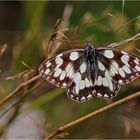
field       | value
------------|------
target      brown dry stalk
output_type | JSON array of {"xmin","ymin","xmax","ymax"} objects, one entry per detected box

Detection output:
[
  {"xmin": 0, "ymin": 5, "xmax": 73, "ymax": 124},
  {"xmin": 0, "ymin": 78, "xmax": 45, "ymax": 118},
  {"xmin": 0, "ymin": 75, "xmax": 40, "ymax": 106},
  {"xmin": 0, "ymin": 33, "xmax": 140, "ymax": 108},
  {"xmin": 46, "ymin": 91, "xmax": 140, "ymax": 139},
  {"xmin": 107, "ymin": 32, "xmax": 140, "ymax": 48},
  {"xmin": 0, "ymin": 5, "xmax": 73, "ymax": 109},
  {"xmin": 0, "ymin": 44, "xmax": 7, "ymax": 57}
]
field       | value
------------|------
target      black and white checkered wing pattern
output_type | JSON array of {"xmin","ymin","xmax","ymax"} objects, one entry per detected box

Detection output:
[
  {"xmin": 67, "ymin": 54, "xmax": 121, "ymax": 102},
  {"xmin": 90, "ymin": 47, "xmax": 140, "ymax": 100},
  {"xmin": 97, "ymin": 48, "xmax": 140, "ymax": 85},
  {"xmin": 38, "ymin": 49, "xmax": 85, "ymax": 88},
  {"xmin": 38, "ymin": 45, "xmax": 140, "ymax": 102},
  {"xmin": 66, "ymin": 48, "xmax": 140, "ymax": 102},
  {"xmin": 66, "ymin": 58, "xmax": 94, "ymax": 102}
]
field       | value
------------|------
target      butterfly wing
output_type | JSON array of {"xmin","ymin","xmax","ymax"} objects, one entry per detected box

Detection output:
[
  {"xmin": 67, "ymin": 54, "xmax": 121, "ymax": 102},
  {"xmin": 97, "ymin": 47, "xmax": 140, "ymax": 85},
  {"xmin": 66, "ymin": 57, "xmax": 94, "ymax": 102},
  {"xmin": 67, "ymin": 47, "xmax": 140, "ymax": 102},
  {"xmin": 38, "ymin": 49, "xmax": 85, "ymax": 88},
  {"xmin": 39, "ymin": 45, "xmax": 140, "ymax": 102},
  {"xmin": 90, "ymin": 47, "xmax": 140, "ymax": 100}
]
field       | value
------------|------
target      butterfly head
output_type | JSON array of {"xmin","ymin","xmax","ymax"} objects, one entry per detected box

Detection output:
[
  {"xmin": 85, "ymin": 42, "xmax": 96, "ymax": 62},
  {"xmin": 86, "ymin": 42, "xmax": 95, "ymax": 50}
]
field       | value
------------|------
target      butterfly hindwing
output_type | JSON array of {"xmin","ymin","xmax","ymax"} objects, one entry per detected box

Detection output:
[
  {"xmin": 67, "ymin": 56, "xmax": 121, "ymax": 102},
  {"xmin": 67, "ymin": 58, "xmax": 94, "ymax": 102}
]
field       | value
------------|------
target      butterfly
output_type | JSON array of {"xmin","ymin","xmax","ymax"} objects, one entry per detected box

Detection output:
[{"xmin": 38, "ymin": 43, "xmax": 140, "ymax": 102}]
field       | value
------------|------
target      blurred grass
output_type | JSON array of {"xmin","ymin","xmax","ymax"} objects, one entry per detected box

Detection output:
[
  {"xmin": 0, "ymin": 1, "xmax": 140, "ymax": 139},
  {"xmin": 28, "ymin": 88, "xmax": 64, "ymax": 111}
]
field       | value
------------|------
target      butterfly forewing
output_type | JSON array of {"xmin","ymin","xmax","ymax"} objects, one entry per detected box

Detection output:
[
  {"xmin": 97, "ymin": 48, "xmax": 140, "ymax": 85},
  {"xmin": 38, "ymin": 49, "xmax": 85, "ymax": 88}
]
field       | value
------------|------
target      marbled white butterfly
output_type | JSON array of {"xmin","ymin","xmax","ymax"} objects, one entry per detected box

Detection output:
[{"xmin": 38, "ymin": 43, "xmax": 140, "ymax": 102}]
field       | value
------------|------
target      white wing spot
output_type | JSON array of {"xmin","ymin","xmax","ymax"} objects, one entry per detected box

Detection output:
[
  {"xmin": 119, "ymin": 68, "xmax": 125, "ymax": 77},
  {"xmin": 131, "ymin": 75, "xmax": 135, "ymax": 79},
  {"xmin": 121, "ymin": 55, "xmax": 130, "ymax": 67},
  {"xmin": 55, "ymin": 57, "xmax": 63, "ymax": 70},
  {"xmin": 135, "ymin": 65, "xmax": 140, "ymax": 72},
  {"xmin": 104, "ymin": 50, "xmax": 114, "ymax": 58},
  {"xmin": 104, "ymin": 94, "xmax": 109, "ymax": 98},
  {"xmin": 122, "ymin": 65, "xmax": 131, "ymax": 74},
  {"xmin": 105, "ymin": 70, "xmax": 113, "ymax": 91},
  {"xmin": 45, "ymin": 69, "xmax": 50, "ymax": 75},
  {"xmin": 118, "ymin": 80, "xmax": 123, "ymax": 84},
  {"xmin": 89, "ymin": 80, "xmax": 93, "ymax": 86},
  {"xmin": 85, "ymin": 78, "xmax": 90, "ymax": 87},
  {"xmin": 109, "ymin": 66, "xmax": 116, "ymax": 76},
  {"xmin": 97, "ymin": 76, "xmax": 102, "ymax": 86},
  {"xmin": 63, "ymin": 83, "xmax": 67, "ymax": 87},
  {"xmin": 69, "ymin": 52, "xmax": 79, "ymax": 61},
  {"xmin": 136, "ymin": 72, "xmax": 139, "ymax": 76},
  {"xmin": 69, "ymin": 94, "xmax": 73, "ymax": 98},
  {"xmin": 121, "ymin": 51, "xmax": 128, "ymax": 55},
  {"xmin": 54, "ymin": 68, "xmax": 62, "ymax": 77},
  {"xmin": 80, "ymin": 63, "xmax": 87, "ymax": 73},
  {"xmin": 97, "ymin": 93, "xmax": 102, "ymax": 97},
  {"xmin": 67, "ymin": 66, "xmax": 74, "ymax": 78},
  {"xmin": 110, "ymin": 64, "xmax": 118, "ymax": 75},
  {"xmin": 47, "ymin": 76, "xmax": 50, "ymax": 80},
  {"xmin": 66, "ymin": 63, "xmax": 72, "ymax": 73},
  {"xmin": 51, "ymin": 79, "xmax": 55, "ymax": 82},
  {"xmin": 60, "ymin": 71, "xmax": 66, "ymax": 81},
  {"xmin": 80, "ymin": 80, "xmax": 85, "ymax": 90},
  {"xmin": 55, "ymin": 57, "xmax": 63, "ymax": 64},
  {"xmin": 57, "ymin": 53, "xmax": 63, "ymax": 57},
  {"xmin": 81, "ymin": 96, "xmax": 86, "ymax": 101},
  {"xmin": 93, "ymin": 90, "xmax": 96, "ymax": 94},
  {"xmin": 98, "ymin": 61, "xmax": 105, "ymax": 71},
  {"xmin": 73, "ymin": 72, "xmax": 81, "ymax": 94},
  {"xmin": 46, "ymin": 62, "xmax": 51, "ymax": 67},
  {"xmin": 134, "ymin": 59, "xmax": 139, "ymax": 65},
  {"xmin": 112, "ymin": 61, "xmax": 119, "ymax": 70},
  {"xmin": 103, "ymin": 78, "xmax": 108, "ymax": 87},
  {"xmin": 87, "ymin": 94, "xmax": 92, "ymax": 99}
]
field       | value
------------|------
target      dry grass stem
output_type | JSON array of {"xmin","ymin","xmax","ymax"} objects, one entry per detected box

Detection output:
[
  {"xmin": 107, "ymin": 32, "xmax": 140, "ymax": 48},
  {"xmin": 0, "ymin": 44, "xmax": 7, "ymax": 57},
  {"xmin": 0, "ymin": 78, "xmax": 45, "ymax": 118},
  {"xmin": 0, "ymin": 32, "xmax": 140, "ymax": 111},
  {"xmin": 0, "ymin": 75, "xmax": 40, "ymax": 106},
  {"xmin": 46, "ymin": 91, "xmax": 140, "ymax": 139},
  {"xmin": 0, "ymin": 4, "xmax": 73, "ymax": 115}
]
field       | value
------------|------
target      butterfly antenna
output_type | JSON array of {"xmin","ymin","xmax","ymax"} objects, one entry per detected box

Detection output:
[
  {"xmin": 90, "ymin": 37, "xmax": 94, "ymax": 44},
  {"xmin": 84, "ymin": 39, "xmax": 89, "ymax": 44},
  {"xmin": 84, "ymin": 37, "xmax": 96, "ymax": 45}
]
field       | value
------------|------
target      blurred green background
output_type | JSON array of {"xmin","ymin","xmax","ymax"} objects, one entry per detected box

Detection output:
[{"xmin": 0, "ymin": 1, "xmax": 140, "ymax": 139}]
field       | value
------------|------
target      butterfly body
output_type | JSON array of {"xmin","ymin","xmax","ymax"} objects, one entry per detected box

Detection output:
[{"xmin": 38, "ymin": 43, "xmax": 140, "ymax": 102}]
